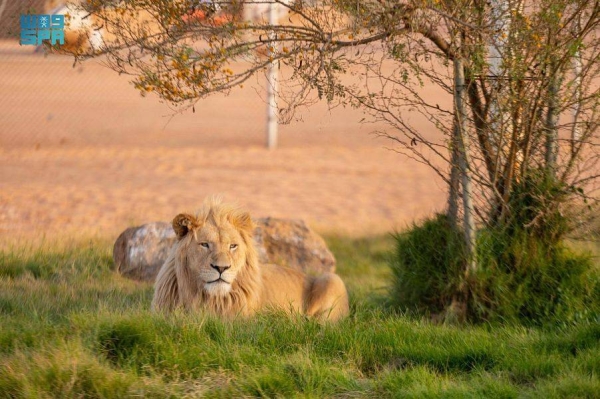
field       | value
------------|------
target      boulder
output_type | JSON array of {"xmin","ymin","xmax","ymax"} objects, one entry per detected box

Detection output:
[
  {"xmin": 113, "ymin": 218, "xmax": 336, "ymax": 282},
  {"xmin": 112, "ymin": 222, "xmax": 176, "ymax": 281},
  {"xmin": 253, "ymin": 217, "xmax": 336, "ymax": 275}
]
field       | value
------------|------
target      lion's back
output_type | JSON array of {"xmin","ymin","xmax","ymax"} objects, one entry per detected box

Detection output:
[{"xmin": 260, "ymin": 264, "xmax": 308, "ymax": 313}]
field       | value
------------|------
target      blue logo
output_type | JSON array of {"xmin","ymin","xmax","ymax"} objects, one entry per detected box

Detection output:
[{"xmin": 20, "ymin": 14, "xmax": 65, "ymax": 46}]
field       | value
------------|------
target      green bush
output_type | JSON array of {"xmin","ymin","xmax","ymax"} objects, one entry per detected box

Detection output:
[
  {"xmin": 473, "ymin": 227, "xmax": 599, "ymax": 325},
  {"xmin": 390, "ymin": 214, "xmax": 467, "ymax": 316},
  {"xmin": 391, "ymin": 173, "xmax": 600, "ymax": 325}
]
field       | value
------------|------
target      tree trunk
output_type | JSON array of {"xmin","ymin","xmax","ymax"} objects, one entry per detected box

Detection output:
[
  {"xmin": 545, "ymin": 65, "xmax": 559, "ymax": 175},
  {"xmin": 571, "ymin": 17, "xmax": 582, "ymax": 157},
  {"xmin": 487, "ymin": 0, "xmax": 511, "ymax": 220},
  {"xmin": 447, "ymin": 129, "xmax": 460, "ymax": 228},
  {"xmin": 455, "ymin": 35, "xmax": 477, "ymax": 274},
  {"xmin": 488, "ymin": 0, "xmax": 510, "ymax": 167}
]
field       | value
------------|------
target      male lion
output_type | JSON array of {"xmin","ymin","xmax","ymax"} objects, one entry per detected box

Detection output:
[{"xmin": 152, "ymin": 199, "xmax": 349, "ymax": 321}]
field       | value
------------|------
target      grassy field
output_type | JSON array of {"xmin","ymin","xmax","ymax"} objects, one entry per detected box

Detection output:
[{"xmin": 1, "ymin": 236, "xmax": 599, "ymax": 398}]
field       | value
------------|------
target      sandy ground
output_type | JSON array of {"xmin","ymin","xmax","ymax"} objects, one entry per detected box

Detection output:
[{"xmin": 0, "ymin": 40, "xmax": 451, "ymax": 245}]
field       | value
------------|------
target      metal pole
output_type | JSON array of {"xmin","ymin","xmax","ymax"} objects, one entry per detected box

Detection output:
[{"xmin": 266, "ymin": 0, "xmax": 278, "ymax": 150}]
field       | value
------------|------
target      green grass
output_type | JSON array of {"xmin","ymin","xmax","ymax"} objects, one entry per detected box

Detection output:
[{"xmin": 1, "ymin": 236, "xmax": 599, "ymax": 397}]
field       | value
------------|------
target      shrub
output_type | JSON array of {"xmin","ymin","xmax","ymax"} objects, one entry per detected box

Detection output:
[
  {"xmin": 390, "ymin": 214, "xmax": 467, "ymax": 316},
  {"xmin": 391, "ymin": 173, "xmax": 600, "ymax": 325},
  {"xmin": 473, "ymin": 226, "xmax": 599, "ymax": 325}
]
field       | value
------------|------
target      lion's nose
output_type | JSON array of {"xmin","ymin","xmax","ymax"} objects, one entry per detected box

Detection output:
[{"xmin": 210, "ymin": 264, "xmax": 231, "ymax": 274}]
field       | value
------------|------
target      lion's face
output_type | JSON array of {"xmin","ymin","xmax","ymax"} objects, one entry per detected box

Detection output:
[
  {"xmin": 172, "ymin": 210, "xmax": 253, "ymax": 298},
  {"xmin": 188, "ymin": 221, "xmax": 248, "ymax": 296}
]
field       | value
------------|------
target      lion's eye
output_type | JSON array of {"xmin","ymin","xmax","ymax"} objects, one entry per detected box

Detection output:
[
  {"xmin": 230, "ymin": 244, "xmax": 238, "ymax": 250},
  {"xmin": 199, "ymin": 242, "xmax": 210, "ymax": 249}
]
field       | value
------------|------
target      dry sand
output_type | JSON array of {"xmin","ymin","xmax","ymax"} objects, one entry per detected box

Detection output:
[{"xmin": 0, "ymin": 41, "xmax": 450, "ymax": 245}]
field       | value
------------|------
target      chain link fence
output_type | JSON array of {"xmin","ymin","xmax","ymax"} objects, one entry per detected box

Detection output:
[{"xmin": 0, "ymin": 1, "xmax": 272, "ymax": 149}]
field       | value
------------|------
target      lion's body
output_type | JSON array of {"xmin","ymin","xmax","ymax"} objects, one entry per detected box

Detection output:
[{"xmin": 152, "ymin": 199, "xmax": 349, "ymax": 321}]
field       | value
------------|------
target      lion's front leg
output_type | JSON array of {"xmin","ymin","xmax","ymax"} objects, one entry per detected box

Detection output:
[{"xmin": 305, "ymin": 273, "xmax": 349, "ymax": 322}]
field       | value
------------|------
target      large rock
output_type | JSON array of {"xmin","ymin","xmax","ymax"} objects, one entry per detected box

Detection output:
[
  {"xmin": 113, "ymin": 218, "xmax": 336, "ymax": 282},
  {"xmin": 112, "ymin": 222, "xmax": 176, "ymax": 282},
  {"xmin": 253, "ymin": 217, "xmax": 336, "ymax": 275}
]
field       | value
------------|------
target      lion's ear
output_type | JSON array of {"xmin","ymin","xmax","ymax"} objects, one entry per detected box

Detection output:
[
  {"xmin": 172, "ymin": 213, "xmax": 196, "ymax": 239},
  {"xmin": 232, "ymin": 211, "xmax": 253, "ymax": 234}
]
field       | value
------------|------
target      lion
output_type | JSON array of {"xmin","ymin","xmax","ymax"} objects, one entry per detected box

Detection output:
[{"xmin": 152, "ymin": 198, "xmax": 349, "ymax": 321}]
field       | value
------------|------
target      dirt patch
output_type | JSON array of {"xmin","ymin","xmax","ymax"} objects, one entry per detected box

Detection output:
[{"xmin": 0, "ymin": 41, "xmax": 449, "ymax": 244}]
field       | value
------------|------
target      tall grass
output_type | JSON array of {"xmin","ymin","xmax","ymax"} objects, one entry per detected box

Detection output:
[{"xmin": 1, "ymin": 236, "xmax": 599, "ymax": 397}]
